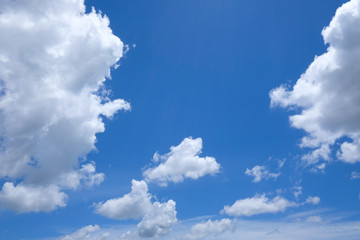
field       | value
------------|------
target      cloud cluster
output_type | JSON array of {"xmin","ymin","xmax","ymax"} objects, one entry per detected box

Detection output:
[
  {"xmin": 143, "ymin": 137, "xmax": 220, "ymax": 186},
  {"xmin": 0, "ymin": 0, "xmax": 129, "ymax": 212},
  {"xmin": 270, "ymin": 0, "xmax": 360, "ymax": 164},
  {"xmin": 245, "ymin": 165, "xmax": 280, "ymax": 183},
  {"xmin": 96, "ymin": 180, "xmax": 177, "ymax": 238}
]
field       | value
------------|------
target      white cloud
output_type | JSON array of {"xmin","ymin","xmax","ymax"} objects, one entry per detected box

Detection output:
[
  {"xmin": 96, "ymin": 180, "xmax": 177, "ymax": 238},
  {"xmin": 270, "ymin": 0, "xmax": 360, "ymax": 164},
  {"xmin": 0, "ymin": 182, "xmax": 67, "ymax": 213},
  {"xmin": 222, "ymin": 195, "xmax": 298, "ymax": 217},
  {"xmin": 55, "ymin": 214, "xmax": 360, "ymax": 240},
  {"xmin": 143, "ymin": 137, "xmax": 220, "ymax": 186},
  {"xmin": 245, "ymin": 165, "xmax": 280, "ymax": 183},
  {"xmin": 305, "ymin": 196, "xmax": 321, "ymax": 205},
  {"xmin": 185, "ymin": 218, "xmax": 234, "ymax": 240},
  {"xmin": 95, "ymin": 180, "xmax": 152, "ymax": 220},
  {"xmin": 137, "ymin": 200, "xmax": 177, "ymax": 238},
  {"xmin": 61, "ymin": 225, "xmax": 111, "ymax": 240},
  {"xmin": 0, "ymin": 0, "xmax": 129, "ymax": 212}
]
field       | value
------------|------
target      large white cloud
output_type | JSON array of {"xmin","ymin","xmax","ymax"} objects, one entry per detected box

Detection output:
[
  {"xmin": 95, "ymin": 180, "xmax": 153, "ymax": 220},
  {"xmin": 0, "ymin": 182, "xmax": 67, "ymax": 213},
  {"xmin": 0, "ymin": 0, "xmax": 129, "ymax": 212},
  {"xmin": 185, "ymin": 218, "xmax": 234, "ymax": 240},
  {"xmin": 270, "ymin": 0, "xmax": 360, "ymax": 164},
  {"xmin": 137, "ymin": 200, "xmax": 177, "ymax": 238},
  {"xmin": 95, "ymin": 180, "xmax": 177, "ymax": 238},
  {"xmin": 222, "ymin": 195, "xmax": 298, "ymax": 217},
  {"xmin": 143, "ymin": 137, "xmax": 220, "ymax": 186}
]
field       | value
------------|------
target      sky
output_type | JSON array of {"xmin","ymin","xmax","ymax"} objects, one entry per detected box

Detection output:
[{"xmin": 0, "ymin": 0, "xmax": 360, "ymax": 239}]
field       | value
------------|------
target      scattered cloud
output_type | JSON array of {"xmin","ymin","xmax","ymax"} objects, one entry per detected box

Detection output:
[
  {"xmin": 221, "ymin": 195, "xmax": 298, "ymax": 217},
  {"xmin": 0, "ymin": 182, "xmax": 67, "ymax": 213},
  {"xmin": 0, "ymin": 0, "xmax": 129, "ymax": 212},
  {"xmin": 245, "ymin": 165, "xmax": 280, "ymax": 183},
  {"xmin": 95, "ymin": 180, "xmax": 177, "ymax": 238},
  {"xmin": 270, "ymin": 0, "xmax": 360, "ymax": 165},
  {"xmin": 143, "ymin": 137, "xmax": 220, "ymax": 186},
  {"xmin": 137, "ymin": 200, "xmax": 177, "ymax": 238},
  {"xmin": 95, "ymin": 180, "xmax": 152, "ymax": 220},
  {"xmin": 56, "ymin": 214, "xmax": 360, "ymax": 240},
  {"xmin": 185, "ymin": 218, "xmax": 234, "ymax": 240},
  {"xmin": 61, "ymin": 225, "xmax": 108, "ymax": 240},
  {"xmin": 305, "ymin": 196, "xmax": 321, "ymax": 205}
]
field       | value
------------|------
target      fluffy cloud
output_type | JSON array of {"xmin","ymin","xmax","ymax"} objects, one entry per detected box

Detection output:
[
  {"xmin": 245, "ymin": 165, "xmax": 280, "ymax": 183},
  {"xmin": 95, "ymin": 180, "xmax": 152, "ymax": 220},
  {"xmin": 270, "ymin": 0, "xmax": 360, "ymax": 164},
  {"xmin": 143, "ymin": 137, "xmax": 220, "ymax": 186},
  {"xmin": 0, "ymin": 182, "xmax": 67, "ymax": 213},
  {"xmin": 186, "ymin": 218, "xmax": 234, "ymax": 240},
  {"xmin": 96, "ymin": 180, "xmax": 177, "ymax": 238},
  {"xmin": 137, "ymin": 200, "xmax": 177, "ymax": 238},
  {"xmin": 0, "ymin": 0, "xmax": 129, "ymax": 212},
  {"xmin": 222, "ymin": 195, "xmax": 298, "ymax": 217}
]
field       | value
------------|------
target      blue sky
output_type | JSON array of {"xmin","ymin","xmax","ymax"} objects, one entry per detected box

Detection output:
[{"xmin": 0, "ymin": 0, "xmax": 360, "ymax": 239}]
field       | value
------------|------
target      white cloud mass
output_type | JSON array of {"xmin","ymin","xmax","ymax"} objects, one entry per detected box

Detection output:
[
  {"xmin": 96, "ymin": 180, "xmax": 177, "ymax": 238},
  {"xmin": 95, "ymin": 180, "xmax": 152, "ymax": 220},
  {"xmin": 137, "ymin": 200, "xmax": 177, "ymax": 238},
  {"xmin": 222, "ymin": 195, "xmax": 298, "ymax": 217},
  {"xmin": 0, "ymin": 182, "xmax": 67, "ymax": 213},
  {"xmin": 143, "ymin": 137, "xmax": 220, "ymax": 186},
  {"xmin": 270, "ymin": 0, "xmax": 360, "ymax": 164},
  {"xmin": 0, "ymin": 0, "xmax": 129, "ymax": 212},
  {"xmin": 245, "ymin": 165, "xmax": 280, "ymax": 182}
]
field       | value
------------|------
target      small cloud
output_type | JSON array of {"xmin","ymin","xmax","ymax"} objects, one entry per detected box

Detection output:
[
  {"xmin": 143, "ymin": 137, "xmax": 220, "ymax": 187},
  {"xmin": 245, "ymin": 165, "xmax": 280, "ymax": 183}
]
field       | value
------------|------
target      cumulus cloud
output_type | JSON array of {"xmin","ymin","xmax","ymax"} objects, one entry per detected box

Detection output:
[
  {"xmin": 0, "ymin": 0, "xmax": 129, "ymax": 212},
  {"xmin": 222, "ymin": 195, "xmax": 298, "ymax": 217},
  {"xmin": 185, "ymin": 218, "xmax": 234, "ymax": 240},
  {"xmin": 0, "ymin": 182, "xmax": 67, "ymax": 213},
  {"xmin": 137, "ymin": 200, "xmax": 177, "ymax": 238},
  {"xmin": 270, "ymin": 0, "xmax": 360, "ymax": 164},
  {"xmin": 245, "ymin": 165, "xmax": 280, "ymax": 183},
  {"xmin": 95, "ymin": 180, "xmax": 152, "ymax": 220},
  {"xmin": 143, "ymin": 137, "xmax": 220, "ymax": 186},
  {"xmin": 96, "ymin": 180, "xmax": 177, "ymax": 238}
]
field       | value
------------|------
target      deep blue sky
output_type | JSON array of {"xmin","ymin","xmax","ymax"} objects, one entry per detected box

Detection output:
[{"xmin": 1, "ymin": 0, "xmax": 359, "ymax": 239}]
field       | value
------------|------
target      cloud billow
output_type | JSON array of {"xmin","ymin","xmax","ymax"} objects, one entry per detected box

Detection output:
[
  {"xmin": 270, "ymin": 0, "xmax": 360, "ymax": 165},
  {"xmin": 0, "ymin": 0, "xmax": 129, "ymax": 212}
]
